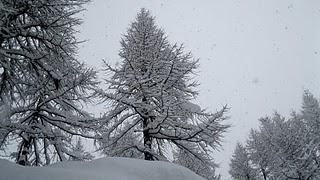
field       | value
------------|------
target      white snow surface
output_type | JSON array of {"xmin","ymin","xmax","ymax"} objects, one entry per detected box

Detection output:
[{"xmin": 0, "ymin": 157, "xmax": 205, "ymax": 180}]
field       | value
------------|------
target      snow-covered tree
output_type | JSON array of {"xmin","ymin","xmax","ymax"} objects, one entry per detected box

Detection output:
[
  {"xmin": 256, "ymin": 114, "xmax": 292, "ymax": 179},
  {"xmin": 302, "ymin": 91, "xmax": 320, "ymax": 146},
  {"xmin": 246, "ymin": 129, "xmax": 273, "ymax": 180},
  {"xmin": 97, "ymin": 8, "xmax": 229, "ymax": 172},
  {"xmin": 234, "ymin": 91, "xmax": 320, "ymax": 180},
  {"xmin": 102, "ymin": 126, "xmax": 142, "ymax": 159},
  {"xmin": 256, "ymin": 113, "xmax": 318, "ymax": 180},
  {"xmin": 299, "ymin": 91, "xmax": 320, "ymax": 179},
  {"xmin": 229, "ymin": 143, "xmax": 257, "ymax": 180},
  {"xmin": 69, "ymin": 138, "xmax": 94, "ymax": 161},
  {"xmin": 0, "ymin": 0, "xmax": 90, "ymax": 99},
  {"xmin": 0, "ymin": 0, "xmax": 97, "ymax": 166},
  {"xmin": 173, "ymin": 142, "xmax": 221, "ymax": 180}
]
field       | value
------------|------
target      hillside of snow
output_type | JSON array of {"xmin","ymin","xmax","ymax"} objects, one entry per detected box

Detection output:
[{"xmin": 0, "ymin": 157, "xmax": 205, "ymax": 180}]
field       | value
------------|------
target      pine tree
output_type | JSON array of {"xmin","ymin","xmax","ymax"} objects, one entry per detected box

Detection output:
[
  {"xmin": 98, "ymin": 8, "xmax": 229, "ymax": 171},
  {"xmin": 0, "ymin": 0, "xmax": 97, "ymax": 166}
]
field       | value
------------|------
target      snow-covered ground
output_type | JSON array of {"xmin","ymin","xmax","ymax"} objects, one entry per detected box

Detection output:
[{"xmin": 0, "ymin": 157, "xmax": 205, "ymax": 180}]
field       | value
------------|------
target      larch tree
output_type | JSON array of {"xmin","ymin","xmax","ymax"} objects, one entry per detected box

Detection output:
[
  {"xmin": 97, "ymin": 8, "xmax": 229, "ymax": 176},
  {"xmin": 0, "ymin": 0, "xmax": 97, "ymax": 166},
  {"xmin": 300, "ymin": 91, "xmax": 320, "ymax": 179},
  {"xmin": 257, "ymin": 113, "xmax": 317, "ymax": 180},
  {"xmin": 246, "ymin": 129, "xmax": 272, "ymax": 180},
  {"xmin": 302, "ymin": 90, "xmax": 320, "ymax": 146},
  {"xmin": 173, "ymin": 142, "xmax": 221, "ymax": 180},
  {"xmin": 69, "ymin": 138, "xmax": 94, "ymax": 161},
  {"xmin": 253, "ymin": 114, "xmax": 292, "ymax": 180},
  {"xmin": 229, "ymin": 143, "xmax": 257, "ymax": 180},
  {"xmin": 231, "ymin": 92, "xmax": 320, "ymax": 180}
]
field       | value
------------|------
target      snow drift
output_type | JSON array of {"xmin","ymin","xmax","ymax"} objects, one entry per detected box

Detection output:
[{"xmin": 0, "ymin": 157, "xmax": 205, "ymax": 180}]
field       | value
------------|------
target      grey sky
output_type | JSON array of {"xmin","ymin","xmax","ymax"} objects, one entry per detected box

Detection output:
[{"xmin": 76, "ymin": 0, "xmax": 320, "ymax": 179}]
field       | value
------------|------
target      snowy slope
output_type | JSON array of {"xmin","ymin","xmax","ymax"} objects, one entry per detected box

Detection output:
[{"xmin": 0, "ymin": 157, "xmax": 205, "ymax": 180}]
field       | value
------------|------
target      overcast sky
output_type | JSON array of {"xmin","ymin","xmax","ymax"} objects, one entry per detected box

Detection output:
[{"xmin": 76, "ymin": 0, "xmax": 320, "ymax": 179}]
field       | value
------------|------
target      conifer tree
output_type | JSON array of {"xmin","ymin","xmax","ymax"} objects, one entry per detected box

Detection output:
[
  {"xmin": 229, "ymin": 143, "xmax": 257, "ymax": 180},
  {"xmin": 231, "ymin": 92, "xmax": 320, "ymax": 180},
  {"xmin": 0, "ymin": 0, "xmax": 97, "ymax": 166},
  {"xmin": 98, "ymin": 8, "xmax": 229, "ymax": 175},
  {"xmin": 173, "ymin": 142, "xmax": 221, "ymax": 180},
  {"xmin": 246, "ymin": 129, "xmax": 272, "ymax": 180},
  {"xmin": 69, "ymin": 138, "xmax": 94, "ymax": 161}
]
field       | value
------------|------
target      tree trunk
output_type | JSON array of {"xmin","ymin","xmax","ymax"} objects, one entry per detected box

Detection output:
[
  {"xmin": 143, "ymin": 116, "xmax": 153, "ymax": 160},
  {"xmin": 141, "ymin": 95, "xmax": 153, "ymax": 160},
  {"xmin": 246, "ymin": 173, "xmax": 250, "ymax": 180},
  {"xmin": 17, "ymin": 138, "xmax": 31, "ymax": 166},
  {"xmin": 261, "ymin": 168, "xmax": 267, "ymax": 180}
]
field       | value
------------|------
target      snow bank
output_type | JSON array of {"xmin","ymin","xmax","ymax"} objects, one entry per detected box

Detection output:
[{"xmin": 0, "ymin": 157, "xmax": 205, "ymax": 180}]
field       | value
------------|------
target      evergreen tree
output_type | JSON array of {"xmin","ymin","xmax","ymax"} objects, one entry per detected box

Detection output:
[
  {"xmin": 0, "ymin": 0, "xmax": 97, "ymax": 166},
  {"xmin": 98, "ymin": 8, "xmax": 229, "ymax": 174}
]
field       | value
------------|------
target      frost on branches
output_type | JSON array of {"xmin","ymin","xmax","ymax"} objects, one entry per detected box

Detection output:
[
  {"xmin": 97, "ymin": 8, "xmax": 229, "ymax": 178},
  {"xmin": 0, "ymin": 0, "xmax": 97, "ymax": 166},
  {"xmin": 230, "ymin": 91, "xmax": 320, "ymax": 180},
  {"xmin": 229, "ymin": 143, "xmax": 257, "ymax": 180},
  {"xmin": 173, "ymin": 142, "xmax": 222, "ymax": 180}
]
